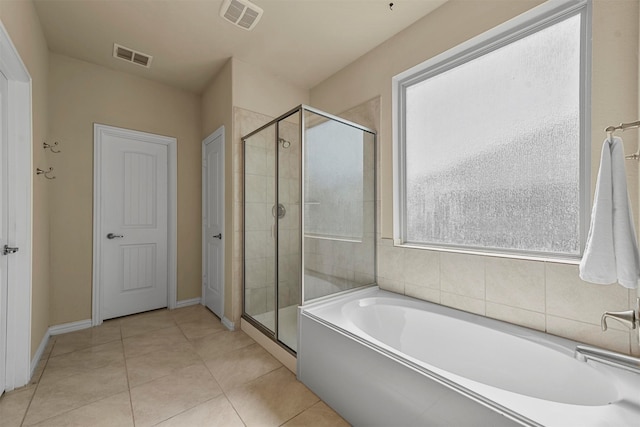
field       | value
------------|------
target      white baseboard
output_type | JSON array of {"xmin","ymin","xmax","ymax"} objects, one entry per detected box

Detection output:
[
  {"xmin": 30, "ymin": 319, "xmax": 92, "ymax": 378},
  {"xmin": 30, "ymin": 331, "xmax": 51, "ymax": 378},
  {"xmin": 176, "ymin": 297, "xmax": 201, "ymax": 308},
  {"xmin": 222, "ymin": 316, "xmax": 235, "ymax": 331},
  {"xmin": 49, "ymin": 319, "xmax": 92, "ymax": 336}
]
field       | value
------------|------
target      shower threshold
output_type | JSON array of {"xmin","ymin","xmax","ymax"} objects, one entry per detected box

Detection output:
[{"xmin": 251, "ymin": 304, "xmax": 298, "ymax": 352}]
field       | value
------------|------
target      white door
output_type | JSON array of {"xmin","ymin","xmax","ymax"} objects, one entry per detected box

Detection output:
[
  {"xmin": 0, "ymin": 70, "xmax": 8, "ymax": 396},
  {"xmin": 203, "ymin": 128, "xmax": 224, "ymax": 318},
  {"xmin": 98, "ymin": 127, "xmax": 169, "ymax": 320}
]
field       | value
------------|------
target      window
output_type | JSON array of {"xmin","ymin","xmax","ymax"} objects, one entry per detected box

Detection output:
[{"xmin": 394, "ymin": 0, "xmax": 589, "ymax": 259}]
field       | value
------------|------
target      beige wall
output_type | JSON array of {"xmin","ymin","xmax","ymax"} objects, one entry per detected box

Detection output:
[
  {"xmin": 311, "ymin": 0, "xmax": 640, "ymax": 355},
  {"xmin": 230, "ymin": 63, "xmax": 308, "ymax": 325},
  {"xmin": 201, "ymin": 59, "xmax": 234, "ymax": 320},
  {"xmin": 48, "ymin": 53, "xmax": 202, "ymax": 325},
  {"xmin": 202, "ymin": 56, "xmax": 308, "ymax": 326},
  {"xmin": 202, "ymin": 59, "xmax": 233, "ymax": 138},
  {"xmin": 310, "ymin": 0, "xmax": 546, "ymax": 237},
  {"xmin": 0, "ymin": 0, "xmax": 51, "ymax": 358},
  {"xmin": 233, "ymin": 58, "xmax": 309, "ymax": 118}
]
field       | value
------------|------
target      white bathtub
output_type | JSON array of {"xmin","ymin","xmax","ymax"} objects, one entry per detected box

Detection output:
[{"xmin": 297, "ymin": 287, "xmax": 640, "ymax": 426}]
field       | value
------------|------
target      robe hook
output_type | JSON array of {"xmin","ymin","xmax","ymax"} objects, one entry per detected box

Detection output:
[
  {"xmin": 36, "ymin": 167, "xmax": 55, "ymax": 180},
  {"xmin": 43, "ymin": 141, "xmax": 61, "ymax": 153}
]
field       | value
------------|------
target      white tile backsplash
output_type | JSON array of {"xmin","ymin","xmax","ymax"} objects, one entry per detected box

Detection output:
[
  {"xmin": 440, "ymin": 292, "xmax": 485, "ymax": 316},
  {"xmin": 405, "ymin": 284, "xmax": 440, "ymax": 304},
  {"xmin": 485, "ymin": 257, "xmax": 545, "ymax": 313},
  {"xmin": 377, "ymin": 239, "xmax": 636, "ymax": 354},
  {"xmin": 377, "ymin": 244, "xmax": 406, "ymax": 282},
  {"xmin": 403, "ymin": 249, "xmax": 439, "ymax": 289},
  {"xmin": 440, "ymin": 252, "xmax": 485, "ymax": 300},
  {"xmin": 485, "ymin": 302, "xmax": 545, "ymax": 332},
  {"xmin": 546, "ymin": 315, "xmax": 630, "ymax": 354},
  {"xmin": 545, "ymin": 263, "xmax": 630, "ymax": 331}
]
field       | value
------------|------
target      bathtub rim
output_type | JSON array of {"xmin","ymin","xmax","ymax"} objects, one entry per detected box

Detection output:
[
  {"xmin": 298, "ymin": 286, "xmax": 639, "ymax": 427},
  {"xmin": 299, "ymin": 290, "xmax": 540, "ymax": 427},
  {"xmin": 301, "ymin": 285, "xmax": 582, "ymax": 356}
]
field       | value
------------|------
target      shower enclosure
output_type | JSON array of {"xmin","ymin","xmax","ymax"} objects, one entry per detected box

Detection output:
[{"xmin": 242, "ymin": 105, "xmax": 376, "ymax": 353}]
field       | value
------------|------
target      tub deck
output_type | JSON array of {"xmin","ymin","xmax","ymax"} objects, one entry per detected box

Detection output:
[{"xmin": 298, "ymin": 287, "xmax": 640, "ymax": 426}]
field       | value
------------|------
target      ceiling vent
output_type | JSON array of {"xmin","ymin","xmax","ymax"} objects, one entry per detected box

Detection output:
[
  {"xmin": 219, "ymin": 0, "xmax": 263, "ymax": 31},
  {"xmin": 113, "ymin": 44, "xmax": 152, "ymax": 68}
]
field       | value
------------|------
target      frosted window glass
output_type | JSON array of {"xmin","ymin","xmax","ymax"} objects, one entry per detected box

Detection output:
[
  {"xmin": 305, "ymin": 118, "xmax": 364, "ymax": 240},
  {"xmin": 404, "ymin": 14, "xmax": 581, "ymax": 255}
]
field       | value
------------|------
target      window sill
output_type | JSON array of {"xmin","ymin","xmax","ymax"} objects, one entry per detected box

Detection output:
[{"xmin": 391, "ymin": 239, "xmax": 581, "ymax": 265}]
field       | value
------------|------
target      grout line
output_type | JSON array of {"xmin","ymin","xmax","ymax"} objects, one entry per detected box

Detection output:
[
  {"xmin": 182, "ymin": 315, "xmax": 249, "ymax": 426},
  {"xmin": 121, "ymin": 326, "xmax": 137, "ymax": 427},
  {"xmin": 543, "ymin": 262, "xmax": 548, "ymax": 333},
  {"xmin": 278, "ymin": 403, "xmax": 317, "ymax": 426},
  {"xmin": 19, "ymin": 342, "xmax": 53, "ymax": 427},
  {"xmin": 19, "ymin": 334, "xmax": 129, "ymax": 426}
]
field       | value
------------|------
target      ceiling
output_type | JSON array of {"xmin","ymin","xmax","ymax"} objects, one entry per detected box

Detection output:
[{"xmin": 33, "ymin": 0, "xmax": 447, "ymax": 94}]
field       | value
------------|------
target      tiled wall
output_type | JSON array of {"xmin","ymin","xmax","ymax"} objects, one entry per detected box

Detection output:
[{"xmin": 377, "ymin": 242, "xmax": 637, "ymax": 355}]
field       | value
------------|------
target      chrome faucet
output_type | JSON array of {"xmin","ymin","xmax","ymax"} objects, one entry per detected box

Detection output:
[{"xmin": 601, "ymin": 298, "xmax": 640, "ymax": 334}]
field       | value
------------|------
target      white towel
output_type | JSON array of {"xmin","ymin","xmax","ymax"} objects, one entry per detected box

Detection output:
[{"xmin": 579, "ymin": 136, "xmax": 640, "ymax": 289}]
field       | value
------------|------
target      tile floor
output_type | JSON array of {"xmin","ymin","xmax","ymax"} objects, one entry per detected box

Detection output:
[{"xmin": 0, "ymin": 305, "xmax": 349, "ymax": 426}]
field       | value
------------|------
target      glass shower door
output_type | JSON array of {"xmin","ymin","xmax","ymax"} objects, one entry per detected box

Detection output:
[
  {"xmin": 243, "ymin": 111, "xmax": 301, "ymax": 352},
  {"xmin": 277, "ymin": 112, "xmax": 301, "ymax": 351},
  {"xmin": 243, "ymin": 104, "xmax": 376, "ymax": 354},
  {"xmin": 244, "ymin": 124, "xmax": 276, "ymax": 334}
]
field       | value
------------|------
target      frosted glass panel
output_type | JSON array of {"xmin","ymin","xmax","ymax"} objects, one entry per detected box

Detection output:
[
  {"xmin": 305, "ymin": 117, "xmax": 364, "ymax": 240},
  {"xmin": 404, "ymin": 14, "xmax": 581, "ymax": 255}
]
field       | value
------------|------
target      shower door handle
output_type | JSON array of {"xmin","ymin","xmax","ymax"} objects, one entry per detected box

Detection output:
[{"xmin": 213, "ymin": 233, "xmax": 222, "ymax": 240}]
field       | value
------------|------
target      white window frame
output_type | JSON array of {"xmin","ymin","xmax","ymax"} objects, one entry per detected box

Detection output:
[{"xmin": 392, "ymin": 0, "xmax": 591, "ymax": 262}]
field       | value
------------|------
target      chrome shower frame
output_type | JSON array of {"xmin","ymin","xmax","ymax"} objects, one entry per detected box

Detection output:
[{"xmin": 241, "ymin": 104, "xmax": 377, "ymax": 355}]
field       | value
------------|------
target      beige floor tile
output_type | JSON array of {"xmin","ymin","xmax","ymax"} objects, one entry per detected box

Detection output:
[
  {"xmin": 50, "ymin": 322, "xmax": 122, "ymax": 357},
  {"xmin": 0, "ymin": 385, "xmax": 36, "ymax": 427},
  {"xmin": 130, "ymin": 363, "xmax": 223, "ymax": 427},
  {"xmin": 121, "ymin": 310, "xmax": 177, "ymax": 338},
  {"xmin": 29, "ymin": 357, "xmax": 48, "ymax": 386},
  {"xmin": 178, "ymin": 317, "xmax": 226, "ymax": 340},
  {"xmin": 171, "ymin": 305, "xmax": 217, "ymax": 325},
  {"xmin": 226, "ymin": 367, "xmax": 319, "ymax": 427},
  {"xmin": 282, "ymin": 401, "xmax": 350, "ymax": 427},
  {"xmin": 191, "ymin": 330, "xmax": 255, "ymax": 360},
  {"xmin": 28, "ymin": 391, "xmax": 133, "ymax": 427},
  {"xmin": 205, "ymin": 343, "xmax": 281, "ymax": 392},
  {"xmin": 23, "ymin": 363, "xmax": 128, "ymax": 425},
  {"xmin": 122, "ymin": 326, "xmax": 188, "ymax": 359},
  {"xmin": 42, "ymin": 340, "xmax": 124, "ymax": 383},
  {"xmin": 42, "ymin": 337, "xmax": 56, "ymax": 358},
  {"xmin": 156, "ymin": 395, "xmax": 244, "ymax": 427},
  {"xmin": 126, "ymin": 342, "xmax": 203, "ymax": 387}
]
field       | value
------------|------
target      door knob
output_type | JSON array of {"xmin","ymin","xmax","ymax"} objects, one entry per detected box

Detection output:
[
  {"xmin": 107, "ymin": 233, "xmax": 124, "ymax": 239},
  {"xmin": 3, "ymin": 245, "xmax": 19, "ymax": 255},
  {"xmin": 213, "ymin": 233, "xmax": 222, "ymax": 240}
]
